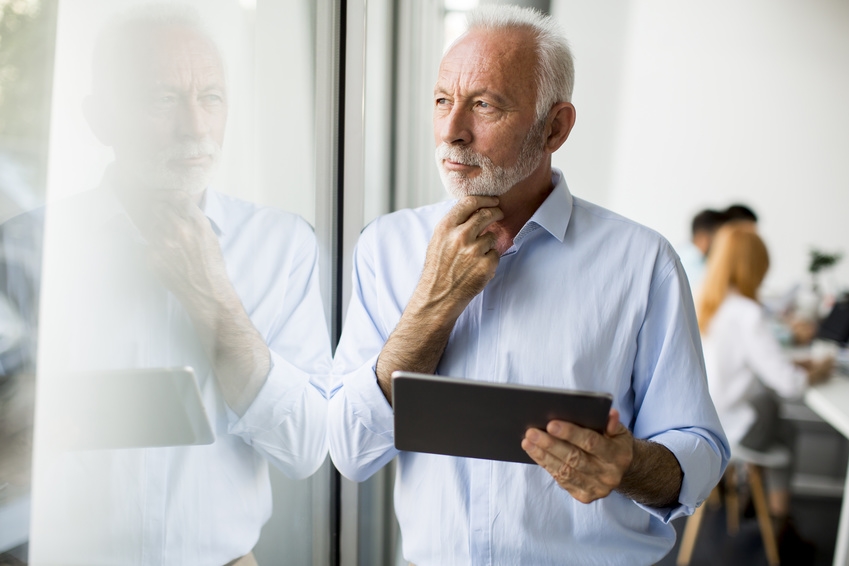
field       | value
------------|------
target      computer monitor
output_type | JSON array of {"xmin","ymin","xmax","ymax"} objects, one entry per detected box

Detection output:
[{"xmin": 817, "ymin": 298, "xmax": 849, "ymax": 346}]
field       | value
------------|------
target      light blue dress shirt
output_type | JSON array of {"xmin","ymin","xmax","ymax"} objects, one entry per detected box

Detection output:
[
  {"xmin": 12, "ymin": 178, "xmax": 331, "ymax": 565},
  {"xmin": 329, "ymin": 169, "xmax": 729, "ymax": 566}
]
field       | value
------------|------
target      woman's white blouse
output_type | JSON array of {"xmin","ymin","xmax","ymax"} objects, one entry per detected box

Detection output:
[{"xmin": 702, "ymin": 292, "xmax": 807, "ymax": 446}]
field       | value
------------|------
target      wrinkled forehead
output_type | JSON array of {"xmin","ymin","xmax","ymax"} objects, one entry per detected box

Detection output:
[
  {"xmin": 437, "ymin": 27, "xmax": 538, "ymax": 104},
  {"xmin": 92, "ymin": 23, "xmax": 226, "ymax": 98}
]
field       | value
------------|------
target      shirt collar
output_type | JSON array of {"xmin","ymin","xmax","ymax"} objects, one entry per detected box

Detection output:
[{"xmin": 512, "ymin": 167, "xmax": 573, "ymax": 247}]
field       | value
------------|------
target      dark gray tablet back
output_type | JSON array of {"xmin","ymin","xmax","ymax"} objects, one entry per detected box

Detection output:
[{"xmin": 392, "ymin": 371, "xmax": 613, "ymax": 465}]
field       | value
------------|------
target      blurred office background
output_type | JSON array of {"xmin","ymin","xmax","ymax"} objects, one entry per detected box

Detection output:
[{"xmin": 1, "ymin": 0, "xmax": 848, "ymax": 565}]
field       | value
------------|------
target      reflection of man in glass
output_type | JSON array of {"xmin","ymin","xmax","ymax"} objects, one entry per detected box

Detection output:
[
  {"xmin": 8, "ymin": 6, "xmax": 330, "ymax": 565},
  {"xmin": 330, "ymin": 5, "xmax": 727, "ymax": 565}
]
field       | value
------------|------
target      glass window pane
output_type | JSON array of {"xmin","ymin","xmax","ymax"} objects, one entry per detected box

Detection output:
[
  {"xmin": 0, "ymin": 0, "xmax": 58, "ymax": 561},
  {"xmin": 1, "ymin": 1, "xmax": 335, "ymax": 563}
]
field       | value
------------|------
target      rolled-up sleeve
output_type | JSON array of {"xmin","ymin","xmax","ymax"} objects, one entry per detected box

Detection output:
[
  {"xmin": 227, "ymin": 218, "xmax": 331, "ymax": 480},
  {"xmin": 631, "ymin": 255, "xmax": 730, "ymax": 522},
  {"xmin": 329, "ymin": 224, "xmax": 400, "ymax": 482}
]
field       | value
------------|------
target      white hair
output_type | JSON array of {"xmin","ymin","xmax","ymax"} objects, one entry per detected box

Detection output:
[
  {"xmin": 92, "ymin": 3, "xmax": 220, "ymax": 97},
  {"xmin": 465, "ymin": 5, "xmax": 574, "ymax": 120},
  {"xmin": 108, "ymin": 1, "xmax": 206, "ymax": 32}
]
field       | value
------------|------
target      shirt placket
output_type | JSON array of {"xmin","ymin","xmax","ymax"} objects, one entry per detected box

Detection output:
[
  {"xmin": 141, "ymin": 289, "xmax": 173, "ymax": 563},
  {"xmin": 469, "ymin": 258, "xmax": 509, "ymax": 566}
]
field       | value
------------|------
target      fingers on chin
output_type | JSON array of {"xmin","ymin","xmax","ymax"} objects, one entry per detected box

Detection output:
[{"xmin": 570, "ymin": 490, "xmax": 599, "ymax": 505}]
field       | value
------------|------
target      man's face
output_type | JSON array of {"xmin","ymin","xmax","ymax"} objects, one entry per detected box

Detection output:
[
  {"xmin": 107, "ymin": 26, "xmax": 228, "ymax": 195},
  {"xmin": 433, "ymin": 28, "xmax": 546, "ymax": 199}
]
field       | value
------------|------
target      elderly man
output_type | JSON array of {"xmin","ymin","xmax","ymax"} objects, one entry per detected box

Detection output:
[
  {"xmin": 329, "ymin": 6, "xmax": 728, "ymax": 565},
  {"xmin": 1, "ymin": 6, "xmax": 329, "ymax": 565}
]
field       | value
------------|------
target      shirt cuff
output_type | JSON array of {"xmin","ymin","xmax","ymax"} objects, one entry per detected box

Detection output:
[
  {"xmin": 634, "ymin": 428, "xmax": 728, "ymax": 523},
  {"xmin": 340, "ymin": 354, "xmax": 395, "ymax": 439},
  {"xmin": 227, "ymin": 350, "xmax": 313, "ymax": 435}
]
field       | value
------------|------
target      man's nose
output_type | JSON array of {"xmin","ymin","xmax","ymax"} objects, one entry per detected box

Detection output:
[
  {"xmin": 176, "ymin": 99, "xmax": 209, "ymax": 139},
  {"xmin": 438, "ymin": 105, "xmax": 472, "ymax": 146}
]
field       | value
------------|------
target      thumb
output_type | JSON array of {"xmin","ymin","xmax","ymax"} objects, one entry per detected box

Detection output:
[{"xmin": 606, "ymin": 408, "xmax": 624, "ymax": 436}]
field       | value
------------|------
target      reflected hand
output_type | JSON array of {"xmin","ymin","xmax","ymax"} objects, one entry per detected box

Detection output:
[
  {"xmin": 522, "ymin": 409, "xmax": 634, "ymax": 504},
  {"xmin": 123, "ymin": 190, "xmax": 270, "ymax": 414},
  {"xmin": 132, "ymin": 191, "xmax": 234, "ymax": 316}
]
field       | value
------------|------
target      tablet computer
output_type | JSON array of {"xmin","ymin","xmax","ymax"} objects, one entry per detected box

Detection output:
[
  {"xmin": 43, "ymin": 366, "xmax": 215, "ymax": 451},
  {"xmin": 392, "ymin": 371, "xmax": 613, "ymax": 465}
]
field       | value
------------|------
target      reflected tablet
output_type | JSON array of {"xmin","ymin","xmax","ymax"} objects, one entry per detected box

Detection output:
[
  {"xmin": 44, "ymin": 367, "xmax": 214, "ymax": 450},
  {"xmin": 392, "ymin": 371, "xmax": 613, "ymax": 465}
]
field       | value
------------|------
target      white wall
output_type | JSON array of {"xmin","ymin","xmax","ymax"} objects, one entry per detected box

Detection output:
[{"xmin": 552, "ymin": 0, "xmax": 849, "ymax": 294}]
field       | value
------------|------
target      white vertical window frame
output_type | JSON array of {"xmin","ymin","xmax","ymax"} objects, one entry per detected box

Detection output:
[{"xmin": 392, "ymin": 0, "xmax": 445, "ymax": 212}]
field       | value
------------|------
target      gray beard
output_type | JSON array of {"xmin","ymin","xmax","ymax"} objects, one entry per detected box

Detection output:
[
  {"xmin": 125, "ymin": 138, "xmax": 222, "ymax": 195},
  {"xmin": 435, "ymin": 119, "xmax": 547, "ymax": 199}
]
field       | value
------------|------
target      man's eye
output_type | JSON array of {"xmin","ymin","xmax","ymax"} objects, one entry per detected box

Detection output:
[
  {"xmin": 476, "ymin": 101, "xmax": 492, "ymax": 110},
  {"xmin": 150, "ymin": 94, "xmax": 177, "ymax": 109},
  {"xmin": 202, "ymin": 93, "xmax": 225, "ymax": 105},
  {"xmin": 436, "ymin": 98, "xmax": 450, "ymax": 106}
]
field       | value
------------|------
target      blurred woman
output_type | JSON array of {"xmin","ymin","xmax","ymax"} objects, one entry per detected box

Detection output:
[{"xmin": 697, "ymin": 223, "xmax": 832, "ymax": 527}]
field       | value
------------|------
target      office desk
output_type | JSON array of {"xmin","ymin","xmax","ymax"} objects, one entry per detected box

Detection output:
[{"xmin": 805, "ymin": 374, "xmax": 849, "ymax": 566}]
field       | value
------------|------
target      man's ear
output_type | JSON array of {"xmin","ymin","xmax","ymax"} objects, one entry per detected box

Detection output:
[
  {"xmin": 82, "ymin": 94, "xmax": 116, "ymax": 147},
  {"xmin": 544, "ymin": 102, "xmax": 576, "ymax": 154}
]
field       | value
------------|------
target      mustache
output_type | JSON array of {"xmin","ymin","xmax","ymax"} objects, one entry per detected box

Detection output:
[
  {"xmin": 435, "ymin": 143, "xmax": 490, "ymax": 168},
  {"xmin": 159, "ymin": 138, "xmax": 221, "ymax": 161}
]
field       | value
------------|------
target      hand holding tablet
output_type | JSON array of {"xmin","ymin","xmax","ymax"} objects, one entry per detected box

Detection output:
[{"xmin": 392, "ymin": 371, "xmax": 613, "ymax": 465}]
